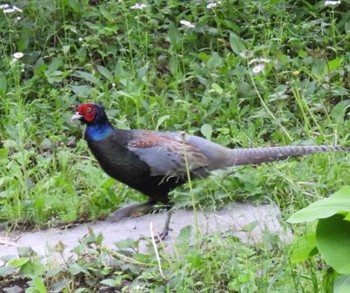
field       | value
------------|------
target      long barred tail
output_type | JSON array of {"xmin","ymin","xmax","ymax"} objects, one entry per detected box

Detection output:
[{"xmin": 228, "ymin": 145, "xmax": 349, "ymax": 166}]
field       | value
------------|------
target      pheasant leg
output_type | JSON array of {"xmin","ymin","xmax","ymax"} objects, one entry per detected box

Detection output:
[{"xmin": 154, "ymin": 210, "xmax": 173, "ymax": 242}]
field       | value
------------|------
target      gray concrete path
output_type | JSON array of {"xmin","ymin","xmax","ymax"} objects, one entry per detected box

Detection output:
[{"xmin": 0, "ymin": 203, "xmax": 291, "ymax": 259}]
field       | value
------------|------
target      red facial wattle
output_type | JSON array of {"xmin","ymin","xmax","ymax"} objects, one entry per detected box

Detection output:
[{"xmin": 78, "ymin": 104, "xmax": 96, "ymax": 122}]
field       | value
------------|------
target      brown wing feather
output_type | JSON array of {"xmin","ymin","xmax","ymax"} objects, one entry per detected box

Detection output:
[{"xmin": 128, "ymin": 131, "xmax": 210, "ymax": 176}]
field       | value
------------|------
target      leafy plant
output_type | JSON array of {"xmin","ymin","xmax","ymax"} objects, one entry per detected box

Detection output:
[{"xmin": 288, "ymin": 187, "xmax": 350, "ymax": 292}]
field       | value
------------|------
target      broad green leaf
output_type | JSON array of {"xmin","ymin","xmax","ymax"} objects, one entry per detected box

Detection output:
[
  {"xmin": 0, "ymin": 266, "xmax": 15, "ymax": 277},
  {"xmin": 311, "ymin": 59, "xmax": 327, "ymax": 78},
  {"xmin": 137, "ymin": 63, "xmax": 150, "ymax": 81},
  {"xmin": 289, "ymin": 233, "xmax": 318, "ymax": 264},
  {"xmin": 8, "ymin": 257, "xmax": 30, "ymax": 268},
  {"xmin": 229, "ymin": 33, "xmax": 246, "ymax": 55},
  {"xmin": 72, "ymin": 70, "xmax": 101, "ymax": 85},
  {"xmin": 330, "ymin": 100, "xmax": 350, "ymax": 123},
  {"xmin": 344, "ymin": 212, "xmax": 350, "ymax": 222},
  {"xmin": 96, "ymin": 232, "xmax": 104, "ymax": 245},
  {"xmin": 211, "ymin": 83, "xmax": 224, "ymax": 95},
  {"xmin": 46, "ymin": 57, "xmax": 63, "ymax": 73},
  {"xmin": 69, "ymin": 263, "xmax": 90, "ymax": 275},
  {"xmin": 31, "ymin": 277, "xmax": 47, "ymax": 293},
  {"xmin": 116, "ymin": 90, "xmax": 133, "ymax": 98},
  {"xmin": 156, "ymin": 115, "xmax": 170, "ymax": 130},
  {"xmin": 100, "ymin": 278, "xmax": 118, "ymax": 287},
  {"xmin": 201, "ymin": 124, "xmax": 212, "ymax": 140},
  {"xmin": 115, "ymin": 238, "xmax": 136, "ymax": 250},
  {"xmin": 114, "ymin": 59, "xmax": 126, "ymax": 78},
  {"xmin": 186, "ymin": 251, "xmax": 202, "ymax": 269},
  {"xmin": 328, "ymin": 57, "xmax": 343, "ymax": 71},
  {"xmin": 18, "ymin": 33, "xmax": 30, "ymax": 51},
  {"xmin": 169, "ymin": 56, "xmax": 180, "ymax": 76},
  {"xmin": 287, "ymin": 187, "xmax": 350, "ymax": 223},
  {"xmin": 63, "ymin": 0, "xmax": 82, "ymax": 13},
  {"xmin": 20, "ymin": 260, "xmax": 46, "ymax": 277},
  {"xmin": 276, "ymin": 52, "xmax": 290, "ymax": 65},
  {"xmin": 34, "ymin": 62, "xmax": 47, "ymax": 76},
  {"xmin": 168, "ymin": 23, "xmax": 181, "ymax": 49},
  {"xmin": 298, "ymin": 49, "xmax": 308, "ymax": 58},
  {"xmin": 207, "ymin": 52, "xmax": 223, "ymax": 69},
  {"xmin": 197, "ymin": 52, "xmax": 211, "ymax": 62},
  {"xmin": 0, "ymin": 254, "xmax": 16, "ymax": 262},
  {"xmin": 47, "ymin": 266, "xmax": 65, "ymax": 278},
  {"xmin": 220, "ymin": 19, "xmax": 241, "ymax": 32},
  {"xmin": 334, "ymin": 275, "xmax": 350, "ymax": 293},
  {"xmin": 316, "ymin": 214, "xmax": 350, "ymax": 275},
  {"xmin": 70, "ymin": 85, "xmax": 93, "ymax": 97},
  {"xmin": 176, "ymin": 225, "xmax": 192, "ymax": 250},
  {"xmin": 100, "ymin": 6, "xmax": 113, "ymax": 21},
  {"xmin": 97, "ymin": 65, "xmax": 114, "ymax": 81}
]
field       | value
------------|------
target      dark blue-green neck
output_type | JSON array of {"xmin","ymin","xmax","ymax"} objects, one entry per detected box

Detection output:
[{"xmin": 85, "ymin": 123, "xmax": 114, "ymax": 141}]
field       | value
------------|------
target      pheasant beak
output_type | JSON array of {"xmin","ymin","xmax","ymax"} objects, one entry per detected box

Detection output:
[{"xmin": 71, "ymin": 112, "xmax": 83, "ymax": 122}]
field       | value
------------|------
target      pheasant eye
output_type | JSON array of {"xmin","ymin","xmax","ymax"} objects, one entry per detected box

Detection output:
[{"xmin": 86, "ymin": 107, "xmax": 92, "ymax": 112}]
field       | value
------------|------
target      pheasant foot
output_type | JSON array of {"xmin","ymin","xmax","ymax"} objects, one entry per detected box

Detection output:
[{"xmin": 106, "ymin": 200, "xmax": 160, "ymax": 222}]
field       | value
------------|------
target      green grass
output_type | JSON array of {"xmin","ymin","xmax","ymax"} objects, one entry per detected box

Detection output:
[
  {"xmin": 0, "ymin": 227, "xmax": 326, "ymax": 292},
  {"xmin": 1, "ymin": 0, "xmax": 350, "ymax": 291}
]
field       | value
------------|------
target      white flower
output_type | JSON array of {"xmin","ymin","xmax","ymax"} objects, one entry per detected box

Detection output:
[
  {"xmin": 13, "ymin": 52, "xmax": 24, "ymax": 59},
  {"xmin": 252, "ymin": 64, "xmax": 265, "ymax": 74},
  {"xmin": 78, "ymin": 37, "xmax": 83, "ymax": 42},
  {"xmin": 112, "ymin": 83, "xmax": 116, "ymax": 87},
  {"xmin": 3, "ymin": 8, "xmax": 15, "ymax": 13},
  {"xmin": 17, "ymin": 16, "xmax": 21, "ymax": 20},
  {"xmin": 2, "ymin": 4, "xmax": 22, "ymax": 13},
  {"xmin": 180, "ymin": 20, "xmax": 196, "ymax": 28},
  {"xmin": 248, "ymin": 57, "xmax": 270, "ymax": 65},
  {"xmin": 130, "ymin": 3, "xmax": 146, "ymax": 10},
  {"xmin": 325, "ymin": 0, "xmax": 341, "ymax": 6},
  {"xmin": 207, "ymin": 1, "xmax": 221, "ymax": 9},
  {"xmin": 12, "ymin": 5, "xmax": 23, "ymax": 12}
]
